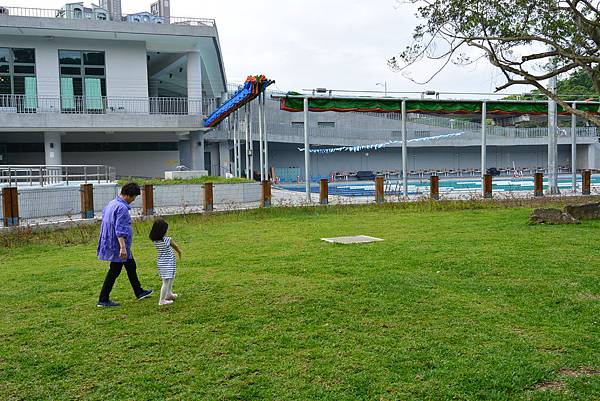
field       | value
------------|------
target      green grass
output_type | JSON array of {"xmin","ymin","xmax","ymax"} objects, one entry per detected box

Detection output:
[
  {"xmin": 117, "ymin": 176, "xmax": 252, "ymax": 186},
  {"xmin": 2, "ymin": 202, "xmax": 600, "ymax": 400}
]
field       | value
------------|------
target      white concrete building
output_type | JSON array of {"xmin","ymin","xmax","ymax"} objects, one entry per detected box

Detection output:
[{"xmin": 0, "ymin": 2, "xmax": 227, "ymax": 177}]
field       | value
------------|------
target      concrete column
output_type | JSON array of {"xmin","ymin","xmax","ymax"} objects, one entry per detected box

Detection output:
[
  {"xmin": 187, "ymin": 51, "xmax": 203, "ymax": 115},
  {"xmin": 219, "ymin": 141, "xmax": 230, "ymax": 177},
  {"xmin": 44, "ymin": 132, "xmax": 62, "ymax": 165},
  {"xmin": 190, "ymin": 131, "xmax": 205, "ymax": 171},
  {"xmin": 178, "ymin": 132, "xmax": 191, "ymax": 169}
]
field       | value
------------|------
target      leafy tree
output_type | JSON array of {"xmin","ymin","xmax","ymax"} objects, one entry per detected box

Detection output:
[{"xmin": 389, "ymin": 0, "xmax": 600, "ymax": 126}]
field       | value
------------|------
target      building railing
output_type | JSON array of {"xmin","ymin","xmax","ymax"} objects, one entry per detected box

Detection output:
[
  {"xmin": 0, "ymin": 95, "xmax": 217, "ymax": 116},
  {"xmin": 0, "ymin": 6, "xmax": 216, "ymax": 27},
  {"xmin": 0, "ymin": 165, "xmax": 116, "ymax": 187}
]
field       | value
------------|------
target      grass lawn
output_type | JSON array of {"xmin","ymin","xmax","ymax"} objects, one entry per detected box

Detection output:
[{"xmin": 2, "ymin": 202, "xmax": 600, "ymax": 400}]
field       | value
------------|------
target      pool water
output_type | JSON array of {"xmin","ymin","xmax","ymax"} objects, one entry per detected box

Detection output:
[{"xmin": 276, "ymin": 175, "xmax": 600, "ymax": 197}]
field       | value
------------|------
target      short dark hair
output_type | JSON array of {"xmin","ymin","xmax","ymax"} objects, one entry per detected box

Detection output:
[
  {"xmin": 149, "ymin": 218, "xmax": 169, "ymax": 241},
  {"xmin": 121, "ymin": 182, "xmax": 141, "ymax": 197}
]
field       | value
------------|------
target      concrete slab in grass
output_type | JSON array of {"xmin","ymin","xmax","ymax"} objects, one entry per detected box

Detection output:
[{"xmin": 321, "ymin": 235, "xmax": 384, "ymax": 244}]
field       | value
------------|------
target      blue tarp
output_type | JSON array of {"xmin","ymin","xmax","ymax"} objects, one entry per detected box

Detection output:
[{"xmin": 203, "ymin": 78, "xmax": 274, "ymax": 128}]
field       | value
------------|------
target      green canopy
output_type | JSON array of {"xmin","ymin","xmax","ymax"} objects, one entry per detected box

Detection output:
[{"xmin": 279, "ymin": 95, "xmax": 600, "ymax": 116}]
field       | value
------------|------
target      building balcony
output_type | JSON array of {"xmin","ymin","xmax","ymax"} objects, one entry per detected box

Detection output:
[{"xmin": 0, "ymin": 95, "xmax": 218, "ymax": 132}]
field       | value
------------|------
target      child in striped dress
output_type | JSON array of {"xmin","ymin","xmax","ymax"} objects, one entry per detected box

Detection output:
[{"xmin": 149, "ymin": 219, "xmax": 182, "ymax": 306}]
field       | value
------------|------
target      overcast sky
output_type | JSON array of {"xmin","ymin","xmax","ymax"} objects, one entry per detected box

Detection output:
[{"xmin": 4, "ymin": 0, "xmax": 532, "ymax": 97}]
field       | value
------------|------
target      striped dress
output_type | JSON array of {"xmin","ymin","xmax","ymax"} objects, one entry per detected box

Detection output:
[{"xmin": 154, "ymin": 236, "xmax": 176, "ymax": 279}]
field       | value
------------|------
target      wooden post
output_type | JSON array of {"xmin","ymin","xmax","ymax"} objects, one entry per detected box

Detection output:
[
  {"xmin": 582, "ymin": 170, "xmax": 591, "ymax": 195},
  {"xmin": 2, "ymin": 187, "xmax": 19, "ymax": 227},
  {"xmin": 375, "ymin": 175, "xmax": 384, "ymax": 204},
  {"xmin": 430, "ymin": 175, "xmax": 439, "ymax": 200},
  {"xmin": 261, "ymin": 180, "xmax": 272, "ymax": 208},
  {"xmin": 483, "ymin": 174, "xmax": 493, "ymax": 199},
  {"xmin": 142, "ymin": 184, "xmax": 154, "ymax": 216},
  {"xmin": 534, "ymin": 172, "xmax": 544, "ymax": 197},
  {"xmin": 79, "ymin": 183, "xmax": 94, "ymax": 219},
  {"xmin": 320, "ymin": 178, "xmax": 329, "ymax": 205},
  {"xmin": 203, "ymin": 182, "xmax": 214, "ymax": 212}
]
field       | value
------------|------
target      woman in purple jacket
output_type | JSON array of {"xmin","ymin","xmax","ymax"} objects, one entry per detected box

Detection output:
[{"xmin": 97, "ymin": 183, "xmax": 153, "ymax": 307}]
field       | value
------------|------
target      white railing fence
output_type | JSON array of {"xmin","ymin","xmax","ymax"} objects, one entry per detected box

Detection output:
[
  {"xmin": 0, "ymin": 95, "xmax": 216, "ymax": 116},
  {"xmin": 0, "ymin": 165, "xmax": 116, "ymax": 187},
  {"xmin": 0, "ymin": 6, "xmax": 216, "ymax": 27}
]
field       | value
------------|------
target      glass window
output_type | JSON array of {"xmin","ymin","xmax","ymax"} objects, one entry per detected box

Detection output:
[
  {"xmin": 0, "ymin": 65, "xmax": 8, "ymax": 74},
  {"xmin": 85, "ymin": 67, "xmax": 104, "ymax": 76},
  {"xmin": 14, "ymin": 65, "xmax": 35, "ymax": 74},
  {"xmin": 0, "ymin": 48, "xmax": 9, "ymax": 63},
  {"xmin": 0, "ymin": 76, "xmax": 11, "ymax": 95},
  {"xmin": 13, "ymin": 48, "xmax": 35, "ymax": 64},
  {"xmin": 61, "ymin": 66, "xmax": 81, "ymax": 75},
  {"xmin": 59, "ymin": 50, "xmax": 82, "ymax": 65},
  {"xmin": 83, "ymin": 51, "xmax": 105, "ymax": 66}
]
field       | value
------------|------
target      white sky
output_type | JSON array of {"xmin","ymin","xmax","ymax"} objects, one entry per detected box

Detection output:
[{"xmin": 4, "ymin": 0, "xmax": 533, "ymax": 97}]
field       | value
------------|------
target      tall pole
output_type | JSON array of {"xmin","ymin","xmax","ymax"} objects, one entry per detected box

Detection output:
[
  {"xmin": 304, "ymin": 97, "xmax": 311, "ymax": 202},
  {"xmin": 259, "ymin": 93, "xmax": 265, "ymax": 181},
  {"xmin": 263, "ymin": 93, "xmax": 269, "ymax": 180},
  {"xmin": 548, "ymin": 75, "xmax": 559, "ymax": 194},
  {"xmin": 481, "ymin": 101, "xmax": 487, "ymax": 185},
  {"xmin": 233, "ymin": 112, "xmax": 238, "ymax": 177},
  {"xmin": 249, "ymin": 102, "xmax": 254, "ymax": 180},
  {"xmin": 401, "ymin": 100, "xmax": 408, "ymax": 197},
  {"xmin": 572, "ymin": 102, "xmax": 577, "ymax": 192},
  {"xmin": 245, "ymin": 104, "xmax": 250, "ymax": 179}
]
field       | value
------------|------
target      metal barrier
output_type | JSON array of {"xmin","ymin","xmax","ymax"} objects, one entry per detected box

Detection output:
[
  {"xmin": 0, "ymin": 6, "xmax": 216, "ymax": 27},
  {"xmin": 0, "ymin": 95, "xmax": 214, "ymax": 116},
  {"xmin": 0, "ymin": 165, "xmax": 116, "ymax": 187}
]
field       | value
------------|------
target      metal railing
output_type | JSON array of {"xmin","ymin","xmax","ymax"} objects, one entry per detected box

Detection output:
[
  {"xmin": 0, "ymin": 165, "xmax": 116, "ymax": 187},
  {"xmin": 0, "ymin": 95, "xmax": 216, "ymax": 116},
  {"xmin": 0, "ymin": 7, "xmax": 216, "ymax": 27}
]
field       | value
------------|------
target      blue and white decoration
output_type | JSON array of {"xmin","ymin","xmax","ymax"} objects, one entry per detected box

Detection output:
[{"xmin": 298, "ymin": 132, "xmax": 466, "ymax": 154}]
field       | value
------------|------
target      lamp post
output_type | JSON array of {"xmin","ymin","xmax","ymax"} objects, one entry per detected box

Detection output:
[{"xmin": 376, "ymin": 82, "xmax": 388, "ymax": 96}]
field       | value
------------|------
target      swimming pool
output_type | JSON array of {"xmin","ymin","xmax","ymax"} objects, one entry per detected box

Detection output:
[{"xmin": 276, "ymin": 175, "xmax": 600, "ymax": 197}]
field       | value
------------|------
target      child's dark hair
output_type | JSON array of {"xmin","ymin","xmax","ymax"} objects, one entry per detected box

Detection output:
[
  {"xmin": 149, "ymin": 218, "xmax": 168, "ymax": 241},
  {"xmin": 121, "ymin": 182, "xmax": 141, "ymax": 197}
]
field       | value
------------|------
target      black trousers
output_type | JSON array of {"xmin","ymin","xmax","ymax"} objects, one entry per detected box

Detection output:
[{"xmin": 98, "ymin": 258, "xmax": 144, "ymax": 302}]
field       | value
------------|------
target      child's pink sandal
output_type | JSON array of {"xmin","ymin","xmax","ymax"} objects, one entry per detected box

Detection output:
[{"xmin": 159, "ymin": 299, "xmax": 173, "ymax": 306}]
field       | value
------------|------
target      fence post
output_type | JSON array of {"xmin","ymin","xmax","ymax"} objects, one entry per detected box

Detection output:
[
  {"xmin": 142, "ymin": 184, "xmax": 155, "ymax": 216},
  {"xmin": 582, "ymin": 170, "xmax": 591, "ymax": 195},
  {"xmin": 79, "ymin": 183, "xmax": 94, "ymax": 219},
  {"xmin": 203, "ymin": 182, "xmax": 214, "ymax": 212},
  {"xmin": 375, "ymin": 175, "xmax": 385, "ymax": 204},
  {"xmin": 2, "ymin": 187, "xmax": 19, "ymax": 227},
  {"xmin": 483, "ymin": 174, "xmax": 493, "ymax": 199},
  {"xmin": 261, "ymin": 180, "xmax": 272, "ymax": 208},
  {"xmin": 534, "ymin": 172, "xmax": 544, "ymax": 197},
  {"xmin": 320, "ymin": 178, "xmax": 329, "ymax": 205},
  {"xmin": 430, "ymin": 175, "xmax": 439, "ymax": 200}
]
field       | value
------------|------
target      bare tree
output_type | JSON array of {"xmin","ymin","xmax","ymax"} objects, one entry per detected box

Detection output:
[{"xmin": 389, "ymin": 0, "xmax": 600, "ymax": 126}]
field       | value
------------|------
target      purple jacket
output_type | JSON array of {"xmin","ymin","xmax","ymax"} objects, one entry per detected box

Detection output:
[{"xmin": 97, "ymin": 197, "xmax": 133, "ymax": 262}]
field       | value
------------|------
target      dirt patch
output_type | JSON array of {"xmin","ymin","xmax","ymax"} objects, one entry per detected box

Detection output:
[
  {"xmin": 559, "ymin": 367, "xmax": 600, "ymax": 377},
  {"xmin": 534, "ymin": 380, "xmax": 565, "ymax": 392},
  {"xmin": 533, "ymin": 367, "xmax": 600, "ymax": 392}
]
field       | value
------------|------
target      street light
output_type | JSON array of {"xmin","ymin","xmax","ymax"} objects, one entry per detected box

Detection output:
[{"xmin": 376, "ymin": 82, "xmax": 388, "ymax": 96}]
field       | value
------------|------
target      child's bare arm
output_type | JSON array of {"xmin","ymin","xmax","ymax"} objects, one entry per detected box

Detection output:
[{"xmin": 170, "ymin": 239, "xmax": 182, "ymax": 259}]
